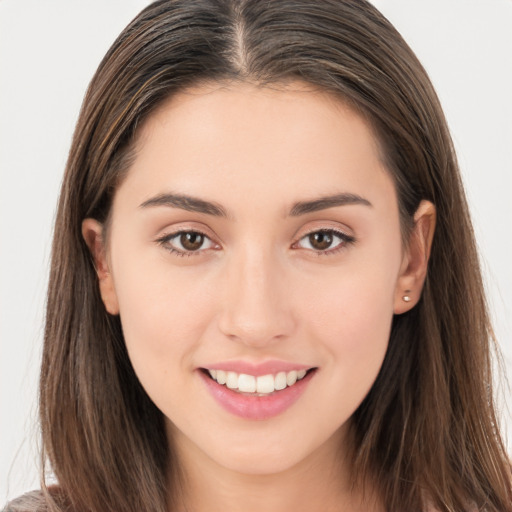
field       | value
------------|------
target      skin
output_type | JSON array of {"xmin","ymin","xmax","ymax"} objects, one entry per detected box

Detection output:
[{"xmin": 83, "ymin": 81, "xmax": 435, "ymax": 512}]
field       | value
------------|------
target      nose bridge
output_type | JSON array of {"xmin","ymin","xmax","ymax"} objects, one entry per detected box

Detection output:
[{"xmin": 218, "ymin": 242, "xmax": 294, "ymax": 346}]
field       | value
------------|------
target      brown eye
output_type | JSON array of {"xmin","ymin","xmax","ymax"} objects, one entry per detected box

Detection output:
[
  {"xmin": 308, "ymin": 231, "xmax": 333, "ymax": 251},
  {"xmin": 295, "ymin": 229, "xmax": 354, "ymax": 254},
  {"xmin": 158, "ymin": 230, "xmax": 216, "ymax": 255},
  {"xmin": 180, "ymin": 232, "xmax": 204, "ymax": 251}
]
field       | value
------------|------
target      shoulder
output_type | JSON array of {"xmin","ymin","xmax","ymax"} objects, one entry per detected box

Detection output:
[
  {"xmin": 2, "ymin": 486, "xmax": 68, "ymax": 512},
  {"xmin": 2, "ymin": 490, "xmax": 48, "ymax": 512}
]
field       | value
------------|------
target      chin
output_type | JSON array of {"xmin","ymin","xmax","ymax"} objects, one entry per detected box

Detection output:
[
  {"xmin": 210, "ymin": 445, "xmax": 310, "ymax": 476},
  {"xmin": 193, "ymin": 421, "xmax": 347, "ymax": 478}
]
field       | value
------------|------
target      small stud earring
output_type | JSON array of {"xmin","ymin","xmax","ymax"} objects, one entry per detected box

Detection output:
[{"xmin": 402, "ymin": 290, "xmax": 412, "ymax": 302}]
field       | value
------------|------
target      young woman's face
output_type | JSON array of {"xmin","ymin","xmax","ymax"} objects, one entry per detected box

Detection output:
[{"xmin": 86, "ymin": 82, "xmax": 424, "ymax": 477}]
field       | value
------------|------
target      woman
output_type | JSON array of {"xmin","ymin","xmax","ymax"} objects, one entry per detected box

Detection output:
[{"xmin": 5, "ymin": 0, "xmax": 511, "ymax": 511}]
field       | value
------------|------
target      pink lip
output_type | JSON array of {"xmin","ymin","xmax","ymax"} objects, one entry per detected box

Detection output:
[
  {"xmin": 199, "ymin": 367, "xmax": 316, "ymax": 421},
  {"xmin": 202, "ymin": 359, "xmax": 312, "ymax": 377}
]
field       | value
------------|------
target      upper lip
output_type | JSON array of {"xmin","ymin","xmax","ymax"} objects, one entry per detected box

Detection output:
[{"xmin": 200, "ymin": 359, "xmax": 315, "ymax": 377}]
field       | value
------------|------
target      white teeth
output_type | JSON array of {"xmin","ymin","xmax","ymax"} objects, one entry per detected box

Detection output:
[
  {"xmin": 286, "ymin": 370, "xmax": 298, "ymax": 386},
  {"xmin": 274, "ymin": 372, "xmax": 287, "ymax": 391},
  {"xmin": 226, "ymin": 371, "xmax": 238, "ymax": 389},
  {"xmin": 256, "ymin": 374, "xmax": 275, "ymax": 394},
  {"xmin": 207, "ymin": 368, "xmax": 310, "ymax": 394},
  {"xmin": 238, "ymin": 374, "xmax": 256, "ymax": 393},
  {"xmin": 216, "ymin": 369, "xmax": 227, "ymax": 385}
]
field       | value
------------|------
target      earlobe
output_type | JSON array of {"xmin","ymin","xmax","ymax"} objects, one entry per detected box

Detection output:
[
  {"xmin": 81, "ymin": 218, "xmax": 120, "ymax": 315},
  {"xmin": 393, "ymin": 200, "xmax": 436, "ymax": 314}
]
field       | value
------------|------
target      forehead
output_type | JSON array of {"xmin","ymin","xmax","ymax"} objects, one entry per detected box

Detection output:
[
  {"xmin": 115, "ymin": 80, "xmax": 395, "ymax": 218},
  {"xmin": 139, "ymin": 81, "xmax": 380, "ymax": 159}
]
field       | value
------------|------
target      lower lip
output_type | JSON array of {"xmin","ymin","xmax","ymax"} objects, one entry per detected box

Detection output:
[{"xmin": 199, "ymin": 369, "xmax": 315, "ymax": 420}]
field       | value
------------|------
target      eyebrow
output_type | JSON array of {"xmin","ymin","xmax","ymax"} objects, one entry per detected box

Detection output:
[
  {"xmin": 289, "ymin": 193, "xmax": 372, "ymax": 216},
  {"xmin": 140, "ymin": 193, "xmax": 229, "ymax": 217},
  {"xmin": 139, "ymin": 191, "xmax": 372, "ymax": 217}
]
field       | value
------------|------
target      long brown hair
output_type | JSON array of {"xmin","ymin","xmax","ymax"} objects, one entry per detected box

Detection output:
[{"xmin": 11, "ymin": 1, "xmax": 512, "ymax": 511}]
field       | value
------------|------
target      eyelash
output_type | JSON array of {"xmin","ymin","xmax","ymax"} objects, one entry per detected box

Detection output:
[
  {"xmin": 294, "ymin": 228, "xmax": 356, "ymax": 256},
  {"xmin": 156, "ymin": 228, "xmax": 355, "ymax": 257},
  {"xmin": 156, "ymin": 229, "xmax": 216, "ymax": 257}
]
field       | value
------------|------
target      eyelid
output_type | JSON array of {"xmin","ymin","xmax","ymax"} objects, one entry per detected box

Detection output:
[
  {"xmin": 292, "ymin": 227, "xmax": 356, "ymax": 255},
  {"xmin": 155, "ymin": 226, "xmax": 221, "ymax": 256},
  {"xmin": 154, "ymin": 223, "xmax": 356, "ymax": 257}
]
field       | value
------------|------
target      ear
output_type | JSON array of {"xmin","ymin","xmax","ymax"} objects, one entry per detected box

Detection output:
[
  {"xmin": 82, "ymin": 218, "xmax": 119, "ymax": 315},
  {"xmin": 393, "ymin": 200, "xmax": 436, "ymax": 314}
]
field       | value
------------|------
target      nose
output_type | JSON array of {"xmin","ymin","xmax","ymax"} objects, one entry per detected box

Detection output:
[{"xmin": 217, "ymin": 246, "xmax": 296, "ymax": 348}]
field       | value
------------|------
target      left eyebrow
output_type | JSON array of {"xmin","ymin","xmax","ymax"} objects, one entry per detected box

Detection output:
[{"xmin": 289, "ymin": 193, "xmax": 372, "ymax": 216}]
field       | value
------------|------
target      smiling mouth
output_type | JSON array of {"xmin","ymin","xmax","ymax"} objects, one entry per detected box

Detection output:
[{"xmin": 201, "ymin": 368, "xmax": 315, "ymax": 396}]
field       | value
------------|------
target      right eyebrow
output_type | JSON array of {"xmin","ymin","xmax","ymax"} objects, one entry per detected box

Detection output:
[{"xmin": 139, "ymin": 192, "xmax": 229, "ymax": 218}]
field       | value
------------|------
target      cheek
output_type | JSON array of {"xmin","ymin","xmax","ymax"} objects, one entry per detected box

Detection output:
[
  {"xmin": 309, "ymin": 294, "xmax": 392, "ymax": 381},
  {"xmin": 110, "ymin": 250, "xmax": 217, "ymax": 377},
  {"xmin": 299, "ymin": 251, "xmax": 399, "ymax": 387},
  {"xmin": 302, "ymin": 253, "xmax": 397, "ymax": 335}
]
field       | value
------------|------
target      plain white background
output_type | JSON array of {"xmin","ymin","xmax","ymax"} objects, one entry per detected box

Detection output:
[{"xmin": 1, "ymin": 0, "xmax": 511, "ymax": 504}]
